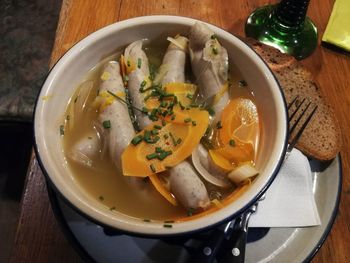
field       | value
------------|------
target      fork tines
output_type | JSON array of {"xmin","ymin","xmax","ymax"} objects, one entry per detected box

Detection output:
[{"xmin": 287, "ymin": 96, "xmax": 318, "ymax": 152}]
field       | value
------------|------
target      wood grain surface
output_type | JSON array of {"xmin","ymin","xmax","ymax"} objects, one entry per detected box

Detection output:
[{"xmin": 10, "ymin": 0, "xmax": 350, "ymax": 262}]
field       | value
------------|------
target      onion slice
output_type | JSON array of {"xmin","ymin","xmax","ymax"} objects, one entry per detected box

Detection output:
[
  {"xmin": 228, "ymin": 163, "xmax": 259, "ymax": 184},
  {"xmin": 192, "ymin": 145, "xmax": 231, "ymax": 188}
]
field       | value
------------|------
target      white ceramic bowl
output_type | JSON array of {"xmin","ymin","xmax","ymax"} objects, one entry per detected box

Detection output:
[{"xmin": 34, "ymin": 16, "xmax": 287, "ymax": 236}]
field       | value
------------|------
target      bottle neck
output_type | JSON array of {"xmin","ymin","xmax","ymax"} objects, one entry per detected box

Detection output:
[{"xmin": 274, "ymin": 0, "xmax": 310, "ymax": 27}]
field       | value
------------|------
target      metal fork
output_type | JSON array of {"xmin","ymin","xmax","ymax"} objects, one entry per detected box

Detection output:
[
  {"xmin": 286, "ymin": 95, "xmax": 318, "ymax": 158},
  {"xmin": 189, "ymin": 96, "xmax": 318, "ymax": 263}
]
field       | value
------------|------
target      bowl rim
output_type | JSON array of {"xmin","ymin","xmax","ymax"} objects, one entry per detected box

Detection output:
[{"xmin": 33, "ymin": 15, "xmax": 288, "ymax": 237}]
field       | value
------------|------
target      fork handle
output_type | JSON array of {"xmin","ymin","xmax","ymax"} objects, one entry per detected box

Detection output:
[{"xmin": 216, "ymin": 225, "xmax": 247, "ymax": 263}]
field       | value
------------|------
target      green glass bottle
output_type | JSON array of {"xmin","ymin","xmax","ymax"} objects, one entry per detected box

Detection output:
[{"xmin": 245, "ymin": 0, "xmax": 318, "ymax": 60}]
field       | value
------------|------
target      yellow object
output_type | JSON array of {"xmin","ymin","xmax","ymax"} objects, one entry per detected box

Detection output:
[
  {"xmin": 164, "ymin": 82, "xmax": 197, "ymax": 106},
  {"xmin": 322, "ymin": 0, "xmax": 350, "ymax": 52}
]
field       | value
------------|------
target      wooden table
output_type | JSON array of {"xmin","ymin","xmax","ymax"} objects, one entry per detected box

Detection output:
[{"xmin": 10, "ymin": 0, "xmax": 350, "ymax": 262}]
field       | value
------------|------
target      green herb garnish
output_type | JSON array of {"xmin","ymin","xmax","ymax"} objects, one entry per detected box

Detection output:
[
  {"xmin": 99, "ymin": 196, "xmax": 104, "ymax": 201},
  {"xmin": 192, "ymin": 121, "xmax": 197, "ymax": 126},
  {"xmin": 143, "ymin": 219, "xmax": 151, "ymax": 222},
  {"xmin": 146, "ymin": 152, "xmax": 158, "ymax": 160},
  {"xmin": 131, "ymin": 135, "xmax": 143, "ymax": 145},
  {"xmin": 103, "ymin": 120, "xmax": 111, "ymax": 129},
  {"xmin": 158, "ymin": 151, "xmax": 172, "ymax": 160},
  {"xmin": 184, "ymin": 118, "xmax": 192, "ymax": 123},
  {"xmin": 151, "ymin": 129, "xmax": 159, "ymax": 135},
  {"xmin": 212, "ymin": 47, "xmax": 218, "ymax": 55},
  {"xmin": 229, "ymin": 139, "xmax": 235, "ymax": 146},
  {"xmin": 137, "ymin": 58, "xmax": 142, "ymax": 69},
  {"xmin": 187, "ymin": 208, "xmax": 195, "ymax": 216},
  {"xmin": 186, "ymin": 93, "xmax": 193, "ymax": 100},
  {"xmin": 154, "ymin": 125, "xmax": 162, "ymax": 130},
  {"xmin": 163, "ymin": 224, "xmax": 173, "ymax": 228},
  {"xmin": 140, "ymin": 80, "xmax": 147, "ymax": 90}
]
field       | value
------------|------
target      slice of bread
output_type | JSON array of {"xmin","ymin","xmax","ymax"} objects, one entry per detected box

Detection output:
[{"xmin": 246, "ymin": 39, "xmax": 342, "ymax": 161}]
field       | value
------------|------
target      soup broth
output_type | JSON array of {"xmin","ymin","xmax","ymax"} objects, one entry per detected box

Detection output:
[{"xmin": 62, "ymin": 40, "xmax": 259, "ymax": 221}]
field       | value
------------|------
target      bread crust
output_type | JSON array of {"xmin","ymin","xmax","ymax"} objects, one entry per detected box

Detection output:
[{"xmin": 246, "ymin": 39, "xmax": 342, "ymax": 160}]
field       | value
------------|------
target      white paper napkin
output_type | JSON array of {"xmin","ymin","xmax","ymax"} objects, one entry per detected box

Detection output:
[{"xmin": 249, "ymin": 149, "xmax": 321, "ymax": 227}]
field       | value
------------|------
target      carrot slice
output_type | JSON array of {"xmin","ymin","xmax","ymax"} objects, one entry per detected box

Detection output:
[
  {"xmin": 121, "ymin": 108, "xmax": 209, "ymax": 177},
  {"xmin": 174, "ymin": 180, "xmax": 251, "ymax": 222},
  {"xmin": 149, "ymin": 174, "xmax": 178, "ymax": 206},
  {"xmin": 218, "ymin": 98, "xmax": 259, "ymax": 146}
]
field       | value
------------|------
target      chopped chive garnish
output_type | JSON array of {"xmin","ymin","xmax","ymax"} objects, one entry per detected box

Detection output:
[
  {"xmin": 146, "ymin": 152, "xmax": 158, "ymax": 160},
  {"xmin": 155, "ymin": 147, "xmax": 163, "ymax": 153},
  {"xmin": 207, "ymin": 107, "xmax": 215, "ymax": 116},
  {"xmin": 163, "ymin": 224, "xmax": 173, "ymax": 228},
  {"xmin": 212, "ymin": 47, "xmax": 218, "ymax": 55},
  {"xmin": 154, "ymin": 125, "xmax": 162, "ymax": 130},
  {"xmin": 162, "ymin": 110, "xmax": 169, "ymax": 117},
  {"xmin": 169, "ymin": 132, "xmax": 177, "ymax": 146},
  {"xmin": 151, "ymin": 129, "xmax": 159, "ymax": 135},
  {"xmin": 163, "ymin": 134, "xmax": 169, "ymax": 139},
  {"xmin": 238, "ymin": 80, "xmax": 247, "ymax": 87},
  {"xmin": 143, "ymin": 130, "xmax": 151, "ymax": 141},
  {"xmin": 192, "ymin": 121, "xmax": 197, "ymax": 126},
  {"xmin": 176, "ymin": 138, "xmax": 182, "ymax": 145},
  {"xmin": 66, "ymin": 115, "xmax": 70, "ymax": 120},
  {"xmin": 123, "ymin": 75, "xmax": 129, "ymax": 82},
  {"xmin": 150, "ymin": 164, "xmax": 156, "ymax": 173},
  {"xmin": 211, "ymin": 34, "xmax": 217, "ymax": 39},
  {"xmin": 109, "ymin": 206, "xmax": 116, "ymax": 211},
  {"xmin": 137, "ymin": 58, "xmax": 142, "ymax": 68},
  {"xmin": 184, "ymin": 118, "xmax": 192, "ymax": 123},
  {"xmin": 186, "ymin": 93, "xmax": 193, "ymax": 100},
  {"xmin": 152, "ymin": 136, "xmax": 160, "ymax": 143},
  {"xmin": 142, "ymin": 107, "xmax": 149, "ymax": 114},
  {"xmin": 59, "ymin": 125, "xmax": 64, "ymax": 135},
  {"xmin": 162, "ymin": 119, "xmax": 166, "ymax": 126},
  {"xmin": 99, "ymin": 196, "xmax": 104, "ymax": 201},
  {"xmin": 127, "ymin": 60, "xmax": 130, "ymax": 67},
  {"xmin": 149, "ymin": 115, "xmax": 158, "ymax": 121},
  {"xmin": 103, "ymin": 120, "xmax": 111, "ymax": 129},
  {"xmin": 163, "ymin": 93, "xmax": 175, "ymax": 98},
  {"xmin": 171, "ymin": 115, "xmax": 176, "ymax": 120},
  {"xmin": 187, "ymin": 208, "xmax": 195, "ymax": 216},
  {"xmin": 229, "ymin": 139, "xmax": 236, "ymax": 146},
  {"xmin": 74, "ymin": 96, "xmax": 78, "ymax": 103},
  {"xmin": 216, "ymin": 121, "xmax": 223, "ymax": 129},
  {"xmin": 160, "ymin": 101, "xmax": 167, "ymax": 108},
  {"xmin": 190, "ymin": 104, "xmax": 199, "ymax": 108},
  {"xmin": 140, "ymin": 80, "xmax": 147, "ymax": 89},
  {"xmin": 143, "ymin": 219, "xmax": 151, "ymax": 222},
  {"xmin": 158, "ymin": 151, "xmax": 172, "ymax": 160},
  {"xmin": 164, "ymin": 220, "xmax": 175, "ymax": 223},
  {"xmin": 131, "ymin": 135, "xmax": 143, "ymax": 145}
]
